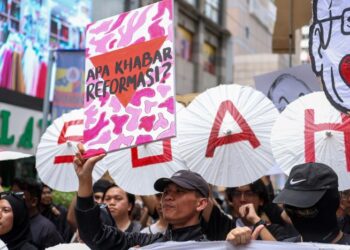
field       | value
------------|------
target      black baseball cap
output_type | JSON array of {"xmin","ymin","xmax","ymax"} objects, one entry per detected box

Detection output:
[
  {"xmin": 154, "ymin": 170, "xmax": 209, "ymax": 198},
  {"xmin": 273, "ymin": 162, "xmax": 338, "ymax": 208}
]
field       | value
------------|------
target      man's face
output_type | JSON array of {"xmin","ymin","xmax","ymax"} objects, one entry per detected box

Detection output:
[
  {"xmin": 0, "ymin": 199, "xmax": 13, "ymax": 235},
  {"xmin": 103, "ymin": 187, "xmax": 131, "ymax": 221},
  {"xmin": 311, "ymin": 2, "xmax": 350, "ymax": 112},
  {"xmin": 231, "ymin": 185, "xmax": 263, "ymax": 216},
  {"xmin": 161, "ymin": 183, "xmax": 206, "ymax": 228},
  {"xmin": 94, "ymin": 192, "xmax": 104, "ymax": 204},
  {"xmin": 41, "ymin": 187, "xmax": 52, "ymax": 205}
]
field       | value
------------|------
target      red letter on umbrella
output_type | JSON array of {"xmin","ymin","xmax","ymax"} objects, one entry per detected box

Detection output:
[
  {"xmin": 205, "ymin": 100, "xmax": 260, "ymax": 158},
  {"xmin": 304, "ymin": 109, "xmax": 350, "ymax": 171},
  {"xmin": 131, "ymin": 139, "xmax": 172, "ymax": 168},
  {"xmin": 54, "ymin": 120, "xmax": 83, "ymax": 164}
]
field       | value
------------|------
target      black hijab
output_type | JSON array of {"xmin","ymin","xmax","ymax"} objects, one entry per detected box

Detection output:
[{"xmin": 0, "ymin": 193, "xmax": 32, "ymax": 249}]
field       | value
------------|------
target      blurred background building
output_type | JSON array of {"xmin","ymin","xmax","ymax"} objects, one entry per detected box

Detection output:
[{"xmin": 227, "ymin": 0, "xmax": 289, "ymax": 86}]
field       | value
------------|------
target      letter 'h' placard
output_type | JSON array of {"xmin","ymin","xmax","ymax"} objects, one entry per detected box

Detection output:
[{"xmin": 304, "ymin": 109, "xmax": 350, "ymax": 172}]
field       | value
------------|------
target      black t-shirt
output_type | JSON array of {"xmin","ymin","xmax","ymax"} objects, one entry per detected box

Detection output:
[{"xmin": 284, "ymin": 232, "xmax": 350, "ymax": 245}]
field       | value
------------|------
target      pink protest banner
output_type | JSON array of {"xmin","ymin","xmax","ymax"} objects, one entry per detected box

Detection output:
[{"xmin": 83, "ymin": 0, "xmax": 175, "ymax": 157}]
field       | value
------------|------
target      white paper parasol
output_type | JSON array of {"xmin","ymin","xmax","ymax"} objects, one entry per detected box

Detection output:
[
  {"xmin": 101, "ymin": 102, "xmax": 188, "ymax": 195},
  {"xmin": 271, "ymin": 91, "xmax": 350, "ymax": 191},
  {"xmin": 177, "ymin": 84, "xmax": 279, "ymax": 187},
  {"xmin": 36, "ymin": 109, "xmax": 106, "ymax": 192},
  {"xmin": 0, "ymin": 149, "xmax": 32, "ymax": 161}
]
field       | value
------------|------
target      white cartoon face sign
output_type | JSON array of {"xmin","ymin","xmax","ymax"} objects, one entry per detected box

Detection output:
[{"xmin": 309, "ymin": 0, "xmax": 350, "ymax": 114}]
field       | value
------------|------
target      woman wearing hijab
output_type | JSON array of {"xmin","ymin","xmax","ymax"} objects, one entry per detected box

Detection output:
[{"xmin": 0, "ymin": 192, "xmax": 37, "ymax": 249}]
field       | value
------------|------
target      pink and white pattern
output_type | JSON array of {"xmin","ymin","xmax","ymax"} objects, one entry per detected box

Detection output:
[{"xmin": 84, "ymin": 0, "xmax": 175, "ymax": 156}]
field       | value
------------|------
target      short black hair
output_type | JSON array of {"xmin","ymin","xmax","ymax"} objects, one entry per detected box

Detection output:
[
  {"xmin": 22, "ymin": 178, "xmax": 43, "ymax": 206},
  {"xmin": 41, "ymin": 184, "xmax": 52, "ymax": 192}
]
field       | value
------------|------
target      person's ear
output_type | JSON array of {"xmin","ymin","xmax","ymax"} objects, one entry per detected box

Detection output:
[
  {"xmin": 196, "ymin": 198, "xmax": 208, "ymax": 212},
  {"xmin": 310, "ymin": 23, "xmax": 324, "ymax": 74}
]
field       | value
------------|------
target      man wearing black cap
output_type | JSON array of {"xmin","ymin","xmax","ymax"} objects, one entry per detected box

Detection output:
[
  {"xmin": 73, "ymin": 145, "xmax": 210, "ymax": 249},
  {"xmin": 273, "ymin": 162, "xmax": 350, "ymax": 244}
]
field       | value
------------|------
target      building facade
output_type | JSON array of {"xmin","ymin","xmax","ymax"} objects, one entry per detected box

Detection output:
[
  {"xmin": 226, "ymin": 0, "xmax": 289, "ymax": 86},
  {"xmin": 92, "ymin": 0, "xmax": 232, "ymax": 94}
]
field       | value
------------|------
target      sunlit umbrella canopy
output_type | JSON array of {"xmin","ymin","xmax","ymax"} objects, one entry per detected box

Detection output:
[
  {"xmin": 36, "ymin": 109, "xmax": 106, "ymax": 192},
  {"xmin": 271, "ymin": 92, "xmax": 350, "ymax": 191},
  {"xmin": 177, "ymin": 84, "xmax": 278, "ymax": 187}
]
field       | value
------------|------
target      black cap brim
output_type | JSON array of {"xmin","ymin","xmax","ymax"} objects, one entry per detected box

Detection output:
[
  {"xmin": 273, "ymin": 189, "xmax": 327, "ymax": 208},
  {"xmin": 154, "ymin": 177, "xmax": 195, "ymax": 193}
]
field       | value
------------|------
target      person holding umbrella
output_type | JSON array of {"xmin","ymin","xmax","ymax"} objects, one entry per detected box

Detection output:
[{"xmin": 73, "ymin": 144, "xmax": 211, "ymax": 249}]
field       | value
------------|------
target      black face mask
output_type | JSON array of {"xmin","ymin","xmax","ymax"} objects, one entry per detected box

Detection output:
[{"xmin": 284, "ymin": 189, "xmax": 340, "ymax": 243}]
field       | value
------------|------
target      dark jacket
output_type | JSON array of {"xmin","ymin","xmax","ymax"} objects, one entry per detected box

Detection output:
[
  {"xmin": 41, "ymin": 203, "xmax": 72, "ymax": 242},
  {"xmin": 75, "ymin": 196, "xmax": 206, "ymax": 250},
  {"xmin": 30, "ymin": 213, "xmax": 64, "ymax": 250}
]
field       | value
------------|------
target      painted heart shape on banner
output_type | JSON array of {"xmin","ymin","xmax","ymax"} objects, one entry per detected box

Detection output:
[{"xmin": 89, "ymin": 36, "xmax": 167, "ymax": 107}]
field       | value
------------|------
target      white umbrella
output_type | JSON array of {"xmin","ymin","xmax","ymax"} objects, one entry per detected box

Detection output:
[
  {"xmin": 101, "ymin": 102, "xmax": 188, "ymax": 195},
  {"xmin": 36, "ymin": 109, "xmax": 106, "ymax": 192},
  {"xmin": 0, "ymin": 149, "xmax": 32, "ymax": 161},
  {"xmin": 271, "ymin": 92, "xmax": 350, "ymax": 191},
  {"xmin": 177, "ymin": 84, "xmax": 279, "ymax": 187}
]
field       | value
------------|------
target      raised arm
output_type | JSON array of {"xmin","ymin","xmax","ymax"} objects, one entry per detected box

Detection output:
[
  {"xmin": 73, "ymin": 144, "xmax": 106, "ymax": 198},
  {"xmin": 73, "ymin": 144, "xmax": 161, "ymax": 249}
]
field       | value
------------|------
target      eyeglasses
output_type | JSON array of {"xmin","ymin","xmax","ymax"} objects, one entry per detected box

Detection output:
[
  {"xmin": 318, "ymin": 8, "xmax": 350, "ymax": 35},
  {"xmin": 284, "ymin": 205, "xmax": 319, "ymax": 219},
  {"xmin": 0, "ymin": 191, "xmax": 24, "ymax": 200},
  {"xmin": 232, "ymin": 190, "xmax": 257, "ymax": 199}
]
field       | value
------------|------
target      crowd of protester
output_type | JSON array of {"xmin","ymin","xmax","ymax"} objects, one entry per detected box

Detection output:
[{"xmin": 0, "ymin": 156, "xmax": 349, "ymax": 249}]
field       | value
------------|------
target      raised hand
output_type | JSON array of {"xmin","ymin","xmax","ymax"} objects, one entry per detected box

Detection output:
[
  {"xmin": 73, "ymin": 143, "xmax": 106, "ymax": 197},
  {"xmin": 226, "ymin": 225, "xmax": 265, "ymax": 246},
  {"xmin": 238, "ymin": 203, "xmax": 261, "ymax": 225}
]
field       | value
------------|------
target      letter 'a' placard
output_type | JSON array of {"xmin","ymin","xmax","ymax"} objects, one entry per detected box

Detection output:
[
  {"xmin": 177, "ymin": 84, "xmax": 279, "ymax": 187},
  {"xmin": 84, "ymin": 0, "xmax": 175, "ymax": 157},
  {"xmin": 206, "ymin": 100, "xmax": 260, "ymax": 158}
]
